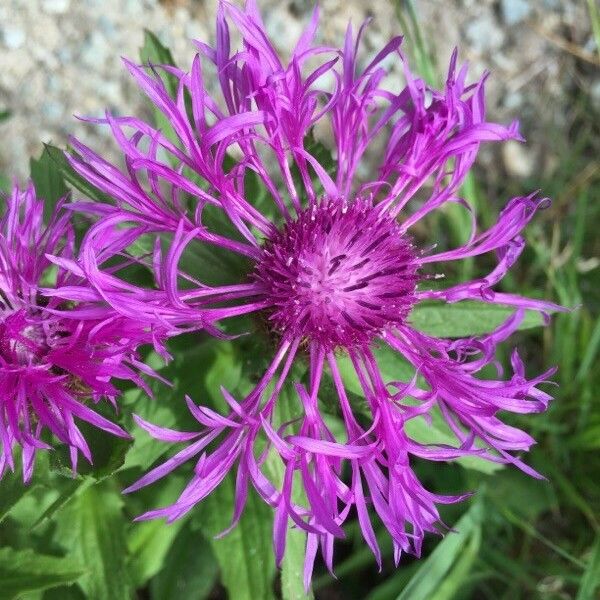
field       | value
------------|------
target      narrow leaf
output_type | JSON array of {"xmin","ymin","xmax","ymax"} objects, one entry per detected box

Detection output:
[
  {"xmin": 29, "ymin": 146, "xmax": 69, "ymax": 222},
  {"xmin": 577, "ymin": 535, "xmax": 600, "ymax": 600},
  {"xmin": 42, "ymin": 143, "xmax": 114, "ymax": 204},
  {"xmin": 396, "ymin": 499, "xmax": 483, "ymax": 600},
  {"xmin": 265, "ymin": 385, "xmax": 314, "ymax": 600}
]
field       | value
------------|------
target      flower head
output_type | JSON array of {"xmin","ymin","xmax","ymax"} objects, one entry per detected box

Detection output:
[
  {"xmin": 0, "ymin": 183, "xmax": 156, "ymax": 481},
  {"xmin": 63, "ymin": 0, "xmax": 564, "ymax": 585},
  {"xmin": 255, "ymin": 197, "xmax": 419, "ymax": 349}
]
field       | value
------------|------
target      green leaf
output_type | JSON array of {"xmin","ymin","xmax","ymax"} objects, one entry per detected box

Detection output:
[
  {"xmin": 0, "ymin": 174, "xmax": 10, "ymax": 193},
  {"xmin": 128, "ymin": 519, "xmax": 185, "ymax": 588},
  {"xmin": 54, "ymin": 482, "xmax": 132, "ymax": 600},
  {"xmin": 403, "ymin": 410, "xmax": 502, "ymax": 474},
  {"xmin": 0, "ymin": 468, "xmax": 40, "ymax": 525},
  {"xmin": 127, "ymin": 475, "xmax": 189, "ymax": 587},
  {"xmin": 31, "ymin": 478, "xmax": 95, "ymax": 529},
  {"xmin": 43, "ymin": 586, "xmax": 86, "ymax": 600},
  {"xmin": 577, "ymin": 535, "xmax": 600, "ymax": 600},
  {"xmin": 149, "ymin": 526, "xmax": 218, "ymax": 600},
  {"xmin": 488, "ymin": 469, "xmax": 555, "ymax": 520},
  {"xmin": 429, "ymin": 522, "xmax": 481, "ymax": 600},
  {"xmin": 29, "ymin": 146, "xmax": 69, "ymax": 222},
  {"xmin": 41, "ymin": 144, "xmax": 114, "ymax": 205},
  {"xmin": 394, "ymin": 0, "xmax": 437, "ymax": 87},
  {"xmin": 333, "ymin": 345, "xmax": 501, "ymax": 473},
  {"xmin": 139, "ymin": 30, "xmax": 180, "ymax": 149},
  {"xmin": 335, "ymin": 345, "xmax": 413, "ymax": 398},
  {"xmin": 178, "ymin": 208, "xmax": 252, "ymax": 287},
  {"xmin": 264, "ymin": 385, "xmax": 313, "ymax": 600},
  {"xmin": 48, "ymin": 419, "xmax": 132, "ymax": 482},
  {"xmin": 245, "ymin": 169, "xmax": 277, "ymax": 223},
  {"xmin": 140, "ymin": 30, "xmax": 178, "ymax": 97},
  {"xmin": 409, "ymin": 301, "xmax": 545, "ymax": 338},
  {"xmin": 196, "ymin": 475, "xmax": 276, "ymax": 600},
  {"xmin": 291, "ymin": 133, "xmax": 337, "ymax": 204},
  {"xmin": 0, "ymin": 547, "xmax": 84, "ymax": 600},
  {"xmin": 120, "ymin": 338, "xmax": 221, "ymax": 473},
  {"xmin": 205, "ymin": 340, "xmax": 242, "ymax": 405},
  {"xmin": 396, "ymin": 499, "xmax": 483, "ymax": 600}
]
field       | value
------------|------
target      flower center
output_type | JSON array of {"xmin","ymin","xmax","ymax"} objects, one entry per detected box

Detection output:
[{"xmin": 255, "ymin": 198, "xmax": 419, "ymax": 349}]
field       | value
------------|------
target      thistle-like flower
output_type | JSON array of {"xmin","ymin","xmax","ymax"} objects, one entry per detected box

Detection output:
[
  {"xmin": 0, "ymin": 183, "xmax": 157, "ymax": 480},
  {"xmin": 61, "ymin": 0, "xmax": 563, "ymax": 585}
]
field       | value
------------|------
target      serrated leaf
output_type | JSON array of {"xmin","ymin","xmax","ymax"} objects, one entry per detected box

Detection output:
[
  {"xmin": 149, "ymin": 526, "xmax": 218, "ymax": 600},
  {"xmin": 29, "ymin": 146, "xmax": 69, "ymax": 222},
  {"xmin": 409, "ymin": 301, "xmax": 544, "ymax": 338},
  {"xmin": 54, "ymin": 482, "xmax": 132, "ymax": 600},
  {"xmin": 396, "ymin": 499, "xmax": 483, "ymax": 600},
  {"xmin": 0, "ymin": 547, "xmax": 84, "ymax": 600}
]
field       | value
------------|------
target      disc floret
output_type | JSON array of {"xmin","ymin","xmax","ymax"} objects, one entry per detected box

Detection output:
[{"xmin": 255, "ymin": 198, "xmax": 419, "ymax": 349}]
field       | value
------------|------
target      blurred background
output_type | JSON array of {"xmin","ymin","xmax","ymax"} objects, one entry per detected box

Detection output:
[{"xmin": 1, "ymin": 1, "xmax": 599, "ymax": 599}]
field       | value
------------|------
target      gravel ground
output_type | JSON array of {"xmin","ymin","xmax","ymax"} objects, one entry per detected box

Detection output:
[{"xmin": 0, "ymin": 0, "xmax": 597, "ymax": 182}]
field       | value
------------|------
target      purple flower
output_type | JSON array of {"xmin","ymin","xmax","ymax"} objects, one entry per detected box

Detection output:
[
  {"xmin": 0, "ymin": 183, "xmax": 158, "ymax": 481},
  {"xmin": 62, "ymin": 0, "xmax": 563, "ymax": 585}
]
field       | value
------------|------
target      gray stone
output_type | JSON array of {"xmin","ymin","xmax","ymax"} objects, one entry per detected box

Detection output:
[
  {"xmin": 502, "ymin": 140, "xmax": 535, "ymax": 178},
  {"xmin": 0, "ymin": 0, "xmax": 590, "ymax": 186},
  {"xmin": 590, "ymin": 79, "xmax": 600, "ymax": 111},
  {"xmin": 97, "ymin": 16, "xmax": 117, "ymax": 39},
  {"xmin": 57, "ymin": 47, "xmax": 73, "ymax": 64},
  {"xmin": 41, "ymin": 0, "xmax": 71, "ymax": 15},
  {"xmin": 265, "ymin": 6, "xmax": 303, "ymax": 53},
  {"xmin": 501, "ymin": 0, "xmax": 531, "ymax": 26},
  {"xmin": 504, "ymin": 91, "xmax": 524, "ymax": 110},
  {"xmin": 80, "ymin": 31, "xmax": 110, "ymax": 69},
  {"xmin": 41, "ymin": 101, "xmax": 63, "ymax": 120},
  {"xmin": 465, "ymin": 16, "xmax": 505, "ymax": 53},
  {"xmin": 1, "ymin": 26, "xmax": 26, "ymax": 50}
]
